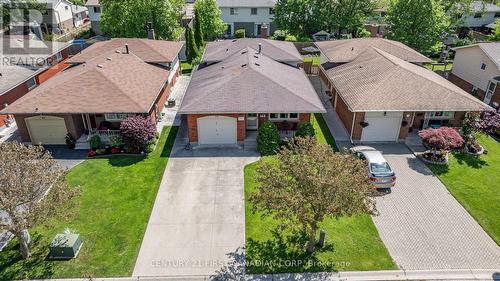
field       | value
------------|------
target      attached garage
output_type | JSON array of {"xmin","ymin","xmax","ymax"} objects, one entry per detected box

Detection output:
[
  {"xmin": 26, "ymin": 116, "xmax": 68, "ymax": 145},
  {"xmin": 197, "ymin": 116, "xmax": 237, "ymax": 145},
  {"xmin": 361, "ymin": 112, "xmax": 403, "ymax": 142}
]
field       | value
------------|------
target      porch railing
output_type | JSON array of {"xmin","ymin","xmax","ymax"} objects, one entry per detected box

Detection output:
[{"xmin": 87, "ymin": 129, "xmax": 121, "ymax": 141}]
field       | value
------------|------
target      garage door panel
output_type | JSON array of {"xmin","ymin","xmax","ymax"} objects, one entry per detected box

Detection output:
[
  {"xmin": 26, "ymin": 116, "xmax": 68, "ymax": 145},
  {"xmin": 361, "ymin": 112, "xmax": 402, "ymax": 142},
  {"xmin": 198, "ymin": 116, "xmax": 237, "ymax": 145}
]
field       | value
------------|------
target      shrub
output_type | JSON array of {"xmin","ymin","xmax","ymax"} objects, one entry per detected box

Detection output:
[
  {"xmin": 418, "ymin": 127, "xmax": 464, "ymax": 151},
  {"xmin": 109, "ymin": 135, "xmax": 124, "ymax": 148},
  {"xmin": 273, "ymin": 29, "xmax": 288, "ymax": 40},
  {"xmin": 235, "ymin": 29, "xmax": 245, "ymax": 38},
  {"xmin": 96, "ymin": 148, "xmax": 107, "ymax": 155},
  {"xmin": 285, "ymin": 34, "xmax": 297, "ymax": 42},
  {"xmin": 120, "ymin": 116, "xmax": 157, "ymax": 152},
  {"xmin": 111, "ymin": 147, "xmax": 121, "ymax": 154},
  {"xmin": 257, "ymin": 121, "xmax": 280, "ymax": 155},
  {"xmin": 87, "ymin": 150, "xmax": 97, "ymax": 157},
  {"xmin": 295, "ymin": 122, "xmax": 315, "ymax": 138},
  {"xmin": 144, "ymin": 141, "xmax": 156, "ymax": 153},
  {"xmin": 89, "ymin": 134, "xmax": 102, "ymax": 150},
  {"xmin": 65, "ymin": 133, "xmax": 76, "ymax": 149},
  {"xmin": 473, "ymin": 108, "xmax": 500, "ymax": 135}
]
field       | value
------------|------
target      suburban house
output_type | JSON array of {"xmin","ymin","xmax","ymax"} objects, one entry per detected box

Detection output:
[
  {"xmin": 449, "ymin": 43, "xmax": 500, "ymax": 106},
  {"xmin": 218, "ymin": 0, "xmax": 277, "ymax": 38},
  {"xmin": 316, "ymin": 38, "xmax": 487, "ymax": 143},
  {"xmin": 1, "ymin": 38, "xmax": 182, "ymax": 146},
  {"xmin": 0, "ymin": 35, "xmax": 72, "ymax": 129},
  {"xmin": 179, "ymin": 38, "xmax": 325, "ymax": 146},
  {"xmin": 456, "ymin": 1, "xmax": 500, "ymax": 30},
  {"xmin": 38, "ymin": 0, "xmax": 88, "ymax": 34},
  {"xmin": 85, "ymin": 0, "xmax": 102, "ymax": 35}
]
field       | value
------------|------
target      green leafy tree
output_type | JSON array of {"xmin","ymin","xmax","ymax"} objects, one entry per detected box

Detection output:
[
  {"xmin": 250, "ymin": 137, "xmax": 376, "ymax": 253},
  {"xmin": 193, "ymin": 8, "xmax": 205, "ymax": 49},
  {"xmin": 488, "ymin": 19, "xmax": 500, "ymax": 41},
  {"xmin": 1, "ymin": 0, "xmax": 45, "ymax": 29},
  {"xmin": 295, "ymin": 122, "xmax": 315, "ymax": 138},
  {"xmin": 386, "ymin": 0, "xmax": 450, "ymax": 55},
  {"xmin": 100, "ymin": 0, "xmax": 182, "ymax": 40},
  {"xmin": 185, "ymin": 26, "xmax": 199, "ymax": 63},
  {"xmin": 274, "ymin": 0, "xmax": 313, "ymax": 37},
  {"xmin": 193, "ymin": 0, "xmax": 226, "ymax": 40},
  {"xmin": 257, "ymin": 121, "xmax": 280, "ymax": 156}
]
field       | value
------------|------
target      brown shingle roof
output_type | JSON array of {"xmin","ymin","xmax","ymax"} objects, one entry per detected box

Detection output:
[
  {"xmin": 2, "ymin": 51, "xmax": 170, "ymax": 114},
  {"xmin": 66, "ymin": 38, "xmax": 182, "ymax": 64},
  {"xmin": 325, "ymin": 47, "xmax": 487, "ymax": 112},
  {"xmin": 179, "ymin": 47, "xmax": 325, "ymax": 114},
  {"xmin": 316, "ymin": 38, "xmax": 432, "ymax": 64},
  {"xmin": 202, "ymin": 38, "xmax": 303, "ymax": 64}
]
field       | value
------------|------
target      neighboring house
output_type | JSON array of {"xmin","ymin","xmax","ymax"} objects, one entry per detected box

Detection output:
[
  {"xmin": 0, "ymin": 35, "xmax": 72, "ymax": 129},
  {"xmin": 316, "ymin": 38, "xmax": 487, "ymax": 143},
  {"xmin": 72, "ymin": 4, "xmax": 88, "ymax": 28},
  {"xmin": 449, "ymin": 43, "xmax": 500, "ymax": 106},
  {"xmin": 178, "ymin": 38, "xmax": 325, "ymax": 146},
  {"xmin": 457, "ymin": 1, "xmax": 500, "ymax": 29},
  {"xmin": 37, "ymin": 0, "xmax": 87, "ymax": 34},
  {"xmin": 217, "ymin": 0, "xmax": 277, "ymax": 38},
  {"xmin": 1, "ymin": 39, "xmax": 182, "ymax": 146},
  {"xmin": 85, "ymin": 0, "xmax": 102, "ymax": 35},
  {"xmin": 365, "ymin": 8, "xmax": 387, "ymax": 38}
]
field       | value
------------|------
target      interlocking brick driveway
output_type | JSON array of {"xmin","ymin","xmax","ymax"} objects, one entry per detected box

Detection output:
[{"xmin": 370, "ymin": 144, "xmax": 500, "ymax": 270}]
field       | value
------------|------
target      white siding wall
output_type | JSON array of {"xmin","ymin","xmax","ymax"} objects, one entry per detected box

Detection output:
[
  {"xmin": 452, "ymin": 46, "xmax": 500, "ymax": 91},
  {"xmin": 220, "ymin": 7, "xmax": 274, "ymax": 35},
  {"xmin": 54, "ymin": 1, "xmax": 74, "ymax": 23},
  {"xmin": 87, "ymin": 6, "xmax": 101, "ymax": 22},
  {"xmin": 461, "ymin": 12, "xmax": 498, "ymax": 27}
]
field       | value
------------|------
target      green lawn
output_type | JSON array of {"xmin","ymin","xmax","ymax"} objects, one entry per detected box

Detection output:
[
  {"xmin": 425, "ymin": 62, "xmax": 453, "ymax": 72},
  {"xmin": 181, "ymin": 61, "xmax": 193, "ymax": 76},
  {"xmin": 304, "ymin": 56, "xmax": 321, "ymax": 66},
  {"xmin": 245, "ymin": 159, "xmax": 396, "ymax": 273},
  {"xmin": 427, "ymin": 134, "xmax": 500, "ymax": 245},
  {"xmin": 312, "ymin": 113, "xmax": 338, "ymax": 151},
  {"xmin": 0, "ymin": 127, "xmax": 178, "ymax": 280}
]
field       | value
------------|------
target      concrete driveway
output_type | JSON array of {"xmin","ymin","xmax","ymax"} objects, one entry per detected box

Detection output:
[
  {"xmin": 370, "ymin": 144, "xmax": 500, "ymax": 270},
  {"xmin": 133, "ymin": 139, "xmax": 259, "ymax": 277}
]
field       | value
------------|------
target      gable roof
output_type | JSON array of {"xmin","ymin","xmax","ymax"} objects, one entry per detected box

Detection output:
[
  {"xmin": 471, "ymin": 1, "xmax": 500, "ymax": 12},
  {"xmin": 315, "ymin": 38, "xmax": 432, "ymax": 64},
  {"xmin": 66, "ymin": 38, "xmax": 183, "ymax": 64},
  {"xmin": 2, "ymin": 50, "xmax": 170, "ymax": 115},
  {"xmin": 454, "ymin": 43, "xmax": 500, "ymax": 70},
  {"xmin": 85, "ymin": 0, "xmax": 100, "ymax": 6},
  {"xmin": 324, "ymin": 47, "xmax": 487, "ymax": 112},
  {"xmin": 217, "ymin": 0, "xmax": 276, "ymax": 7},
  {"xmin": 202, "ymin": 38, "xmax": 302, "ymax": 64},
  {"xmin": 179, "ymin": 47, "xmax": 325, "ymax": 114},
  {"xmin": 0, "ymin": 65, "xmax": 38, "ymax": 94}
]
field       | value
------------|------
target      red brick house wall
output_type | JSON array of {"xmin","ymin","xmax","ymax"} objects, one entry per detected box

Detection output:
[
  {"xmin": 15, "ymin": 113, "xmax": 85, "ymax": 142},
  {"xmin": 149, "ymin": 67, "xmax": 181, "ymax": 122},
  {"xmin": 0, "ymin": 82, "xmax": 30, "ymax": 127},
  {"xmin": 333, "ymin": 93, "xmax": 364, "ymax": 139}
]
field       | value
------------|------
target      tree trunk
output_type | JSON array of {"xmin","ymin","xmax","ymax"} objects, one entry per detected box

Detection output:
[
  {"xmin": 16, "ymin": 232, "xmax": 31, "ymax": 259},
  {"xmin": 306, "ymin": 227, "xmax": 317, "ymax": 253}
]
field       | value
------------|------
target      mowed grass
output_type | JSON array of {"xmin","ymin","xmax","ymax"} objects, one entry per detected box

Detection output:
[
  {"xmin": 244, "ymin": 159, "xmax": 396, "ymax": 273},
  {"xmin": 0, "ymin": 127, "xmax": 178, "ymax": 280},
  {"xmin": 312, "ymin": 113, "xmax": 338, "ymax": 151},
  {"xmin": 304, "ymin": 56, "xmax": 321, "ymax": 66},
  {"xmin": 427, "ymin": 134, "xmax": 500, "ymax": 244},
  {"xmin": 181, "ymin": 61, "xmax": 193, "ymax": 76},
  {"xmin": 425, "ymin": 62, "xmax": 453, "ymax": 72}
]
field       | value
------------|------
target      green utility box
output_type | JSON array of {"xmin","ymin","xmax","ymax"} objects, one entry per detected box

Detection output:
[{"xmin": 48, "ymin": 233, "xmax": 83, "ymax": 259}]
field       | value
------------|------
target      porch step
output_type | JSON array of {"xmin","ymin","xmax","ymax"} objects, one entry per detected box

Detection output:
[{"xmin": 75, "ymin": 141, "xmax": 90, "ymax": 150}]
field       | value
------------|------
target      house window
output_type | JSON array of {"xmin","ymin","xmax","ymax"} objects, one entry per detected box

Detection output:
[
  {"xmin": 251, "ymin": 8, "xmax": 258, "ymax": 15},
  {"xmin": 481, "ymin": 62, "xmax": 487, "ymax": 70},
  {"xmin": 474, "ymin": 12, "xmax": 482, "ymax": 18},
  {"xmin": 230, "ymin": 8, "xmax": 238, "ymax": 15},
  {"xmin": 471, "ymin": 86, "xmax": 478, "ymax": 96},
  {"xmin": 93, "ymin": 6, "xmax": 101, "ymax": 13},
  {"xmin": 426, "ymin": 111, "xmax": 455, "ymax": 119},
  {"xmin": 105, "ymin": 113, "xmax": 134, "ymax": 121},
  {"xmin": 64, "ymin": 5, "xmax": 69, "ymax": 10},
  {"xmin": 269, "ymin": 113, "xmax": 299, "ymax": 120},
  {"xmin": 55, "ymin": 51, "xmax": 63, "ymax": 62},
  {"xmin": 26, "ymin": 77, "xmax": 37, "ymax": 90},
  {"xmin": 269, "ymin": 8, "xmax": 275, "ymax": 15},
  {"xmin": 495, "ymin": 12, "xmax": 500, "ymax": 17}
]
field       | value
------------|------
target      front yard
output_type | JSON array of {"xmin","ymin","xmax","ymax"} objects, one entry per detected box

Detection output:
[
  {"xmin": 427, "ymin": 134, "xmax": 500, "ymax": 244},
  {"xmin": 0, "ymin": 126, "xmax": 178, "ymax": 280}
]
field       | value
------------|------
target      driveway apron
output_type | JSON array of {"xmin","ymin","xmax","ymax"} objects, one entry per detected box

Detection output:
[
  {"xmin": 370, "ymin": 144, "xmax": 500, "ymax": 270},
  {"xmin": 133, "ymin": 139, "xmax": 259, "ymax": 277}
]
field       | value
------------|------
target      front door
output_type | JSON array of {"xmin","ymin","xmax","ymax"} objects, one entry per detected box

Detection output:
[
  {"xmin": 484, "ymin": 80, "xmax": 497, "ymax": 105},
  {"xmin": 247, "ymin": 113, "xmax": 258, "ymax": 130}
]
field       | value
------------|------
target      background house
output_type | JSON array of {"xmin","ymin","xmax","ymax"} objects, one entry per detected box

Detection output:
[
  {"xmin": 0, "ymin": 35, "xmax": 71, "ymax": 129},
  {"xmin": 457, "ymin": 1, "xmax": 500, "ymax": 29},
  {"xmin": 449, "ymin": 43, "xmax": 500, "ymax": 106},
  {"xmin": 85, "ymin": 0, "xmax": 102, "ymax": 35},
  {"xmin": 218, "ymin": 0, "xmax": 277, "ymax": 38}
]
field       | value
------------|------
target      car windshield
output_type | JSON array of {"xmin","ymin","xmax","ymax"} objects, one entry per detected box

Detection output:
[{"xmin": 370, "ymin": 162, "xmax": 392, "ymax": 174}]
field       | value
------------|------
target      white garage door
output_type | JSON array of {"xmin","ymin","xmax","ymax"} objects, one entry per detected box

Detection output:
[
  {"xmin": 26, "ymin": 116, "xmax": 68, "ymax": 145},
  {"xmin": 197, "ymin": 116, "xmax": 237, "ymax": 145},
  {"xmin": 361, "ymin": 112, "xmax": 403, "ymax": 142}
]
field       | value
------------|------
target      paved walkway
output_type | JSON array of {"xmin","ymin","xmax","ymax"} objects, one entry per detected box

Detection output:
[
  {"xmin": 369, "ymin": 144, "xmax": 500, "ymax": 270},
  {"xmin": 157, "ymin": 76, "xmax": 190, "ymax": 131},
  {"xmin": 133, "ymin": 134, "xmax": 259, "ymax": 277}
]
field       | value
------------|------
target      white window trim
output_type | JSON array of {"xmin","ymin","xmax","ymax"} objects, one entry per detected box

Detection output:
[
  {"xmin": 26, "ymin": 77, "xmax": 38, "ymax": 90},
  {"xmin": 55, "ymin": 52, "xmax": 63, "ymax": 62},
  {"xmin": 269, "ymin": 113, "xmax": 300, "ymax": 121},
  {"xmin": 425, "ymin": 111, "xmax": 455, "ymax": 120},
  {"xmin": 105, "ymin": 113, "xmax": 134, "ymax": 121},
  {"xmin": 230, "ymin": 8, "xmax": 238, "ymax": 15},
  {"xmin": 251, "ymin": 8, "xmax": 258, "ymax": 15}
]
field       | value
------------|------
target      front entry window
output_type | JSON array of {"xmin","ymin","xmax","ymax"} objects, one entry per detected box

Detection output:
[
  {"xmin": 269, "ymin": 113, "xmax": 299, "ymax": 121},
  {"xmin": 484, "ymin": 80, "xmax": 497, "ymax": 104}
]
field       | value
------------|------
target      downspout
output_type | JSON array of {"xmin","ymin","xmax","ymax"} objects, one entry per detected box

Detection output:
[{"xmin": 350, "ymin": 112, "xmax": 356, "ymax": 144}]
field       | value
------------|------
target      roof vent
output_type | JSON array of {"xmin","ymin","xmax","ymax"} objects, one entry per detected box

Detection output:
[
  {"xmin": 241, "ymin": 64, "xmax": 247, "ymax": 67},
  {"xmin": 351, "ymin": 47, "xmax": 354, "ymax": 51},
  {"xmin": 258, "ymin": 43, "xmax": 262, "ymax": 54},
  {"xmin": 226, "ymin": 48, "xmax": 229, "ymax": 52},
  {"xmin": 106, "ymin": 57, "xmax": 112, "ymax": 61},
  {"xmin": 97, "ymin": 64, "xmax": 104, "ymax": 68},
  {"xmin": 241, "ymin": 50, "xmax": 247, "ymax": 54},
  {"xmin": 253, "ymin": 55, "xmax": 258, "ymax": 58},
  {"xmin": 125, "ymin": 43, "xmax": 129, "ymax": 54},
  {"xmin": 116, "ymin": 50, "xmax": 121, "ymax": 54},
  {"xmin": 255, "ymin": 63, "xmax": 260, "ymax": 66},
  {"xmin": 232, "ymin": 39, "xmax": 237, "ymax": 42}
]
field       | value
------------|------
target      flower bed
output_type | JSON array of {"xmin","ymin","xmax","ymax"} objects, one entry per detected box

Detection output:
[{"xmin": 419, "ymin": 150, "xmax": 449, "ymax": 165}]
